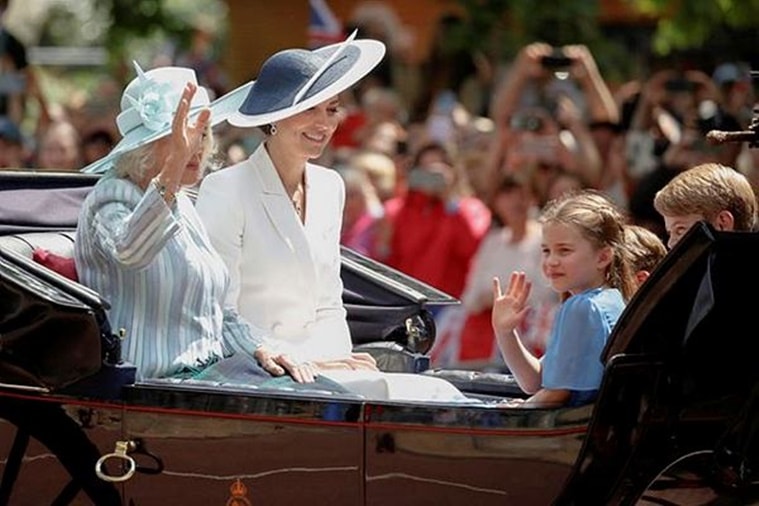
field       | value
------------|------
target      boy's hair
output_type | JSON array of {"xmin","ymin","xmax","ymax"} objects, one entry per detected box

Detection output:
[
  {"xmin": 540, "ymin": 190, "xmax": 637, "ymax": 301},
  {"xmin": 625, "ymin": 225, "xmax": 667, "ymax": 274},
  {"xmin": 653, "ymin": 163, "xmax": 757, "ymax": 231}
]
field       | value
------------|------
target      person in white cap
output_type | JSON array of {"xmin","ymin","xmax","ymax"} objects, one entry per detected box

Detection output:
[
  {"xmin": 75, "ymin": 63, "xmax": 308, "ymax": 382},
  {"xmin": 196, "ymin": 33, "xmax": 471, "ymax": 401}
]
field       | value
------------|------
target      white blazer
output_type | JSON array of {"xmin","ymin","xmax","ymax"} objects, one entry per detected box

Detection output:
[{"xmin": 195, "ymin": 144, "xmax": 352, "ymax": 362}]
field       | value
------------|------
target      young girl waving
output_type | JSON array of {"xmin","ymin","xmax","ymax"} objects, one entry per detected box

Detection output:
[{"xmin": 492, "ymin": 190, "xmax": 636, "ymax": 407}]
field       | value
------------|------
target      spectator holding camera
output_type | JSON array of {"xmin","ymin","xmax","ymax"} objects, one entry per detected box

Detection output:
[
  {"xmin": 491, "ymin": 42, "xmax": 617, "ymax": 129},
  {"xmin": 627, "ymin": 68, "xmax": 742, "ymax": 237},
  {"xmin": 624, "ymin": 69, "xmax": 680, "ymax": 204},
  {"xmin": 491, "ymin": 106, "xmax": 591, "ymax": 207},
  {"xmin": 381, "ymin": 141, "xmax": 491, "ymax": 299},
  {"xmin": 627, "ymin": 68, "xmax": 738, "ymax": 173},
  {"xmin": 487, "ymin": 42, "xmax": 614, "ymax": 201},
  {"xmin": 712, "ymin": 62, "xmax": 754, "ymax": 129}
]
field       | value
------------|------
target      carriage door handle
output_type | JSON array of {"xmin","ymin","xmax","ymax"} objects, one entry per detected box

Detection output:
[
  {"xmin": 95, "ymin": 441, "xmax": 136, "ymax": 483},
  {"xmin": 95, "ymin": 439, "xmax": 165, "ymax": 482}
]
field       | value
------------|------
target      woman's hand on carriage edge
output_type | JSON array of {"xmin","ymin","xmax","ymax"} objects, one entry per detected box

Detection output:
[
  {"xmin": 314, "ymin": 352, "xmax": 379, "ymax": 372},
  {"xmin": 254, "ymin": 348, "xmax": 379, "ymax": 383},
  {"xmin": 254, "ymin": 346, "xmax": 318, "ymax": 383}
]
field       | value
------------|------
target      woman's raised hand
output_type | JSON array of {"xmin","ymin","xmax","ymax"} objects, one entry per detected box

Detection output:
[
  {"xmin": 169, "ymin": 83, "xmax": 210, "ymax": 167},
  {"xmin": 156, "ymin": 83, "xmax": 210, "ymax": 193}
]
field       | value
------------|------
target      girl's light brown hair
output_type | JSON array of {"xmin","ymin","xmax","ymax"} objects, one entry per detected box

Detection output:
[
  {"xmin": 540, "ymin": 189, "xmax": 637, "ymax": 301},
  {"xmin": 625, "ymin": 224, "xmax": 666, "ymax": 274}
]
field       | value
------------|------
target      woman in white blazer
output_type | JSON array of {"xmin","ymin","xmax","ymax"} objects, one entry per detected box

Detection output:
[
  {"xmin": 196, "ymin": 140, "xmax": 354, "ymax": 364},
  {"xmin": 196, "ymin": 32, "xmax": 469, "ymax": 402}
]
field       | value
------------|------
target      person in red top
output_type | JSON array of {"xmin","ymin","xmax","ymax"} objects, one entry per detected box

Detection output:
[{"xmin": 381, "ymin": 142, "xmax": 491, "ymax": 298}]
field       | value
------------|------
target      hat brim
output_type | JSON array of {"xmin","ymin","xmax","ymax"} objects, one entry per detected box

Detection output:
[
  {"xmin": 80, "ymin": 80, "xmax": 253, "ymax": 174},
  {"xmin": 227, "ymin": 39, "xmax": 385, "ymax": 128}
]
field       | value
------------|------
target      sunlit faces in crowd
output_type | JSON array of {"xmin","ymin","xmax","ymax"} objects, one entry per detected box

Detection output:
[{"xmin": 37, "ymin": 121, "xmax": 82, "ymax": 171}]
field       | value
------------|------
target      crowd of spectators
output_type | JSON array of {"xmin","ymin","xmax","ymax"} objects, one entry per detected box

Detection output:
[
  {"xmin": 321, "ymin": 8, "xmax": 756, "ymax": 371},
  {"xmin": 2, "ymin": 3, "xmax": 756, "ymax": 371},
  {"xmin": 321, "ymin": 15, "xmax": 755, "ymax": 370}
]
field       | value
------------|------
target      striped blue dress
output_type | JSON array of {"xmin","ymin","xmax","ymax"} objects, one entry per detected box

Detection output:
[{"xmin": 74, "ymin": 175, "xmax": 263, "ymax": 379}]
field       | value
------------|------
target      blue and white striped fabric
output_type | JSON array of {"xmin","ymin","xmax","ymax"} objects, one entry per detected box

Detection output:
[{"xmin": 74, "ymin": 175, "xmax": 264, "ymax": 379}]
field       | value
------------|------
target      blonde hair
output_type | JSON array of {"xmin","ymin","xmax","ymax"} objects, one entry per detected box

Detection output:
[
  {"xmin": 624, "ymin": 224, "xmax": 667, "ymax": 274},
  {"xmin": 114, "ymin": 143, "xmax": 154, "ymax": 180},
  {"xmin": 350, "ymin": 151, "xmax": 397, "ymax": 202},
  {"xmin": 114, "ymin": 123, "xmax": 215, "ymax": 181},
  {"xmin": 654, "ymin": 163, "xmax": 757, "ymax": 231},
  {"xmin": 540, "ymin": 190, "xmax": 637, "ymax": 301},
  {"xmin": 337, "ymin": 164, "xmax": 382, "ymax": 214}
]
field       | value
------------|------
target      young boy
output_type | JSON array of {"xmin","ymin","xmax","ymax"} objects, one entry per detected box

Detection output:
[
  {"xmin": 624, "ymin": 224, "xmax": 667, "ymax": 289},
  {"xmin": 653, "ymin": 162, "xmax": 757, "ymax": 249}
]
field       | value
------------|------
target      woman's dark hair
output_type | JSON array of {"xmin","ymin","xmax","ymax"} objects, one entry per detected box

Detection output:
[{"xmin": 411, "ymin": 141, "xmax": 453, "ymax": 168}]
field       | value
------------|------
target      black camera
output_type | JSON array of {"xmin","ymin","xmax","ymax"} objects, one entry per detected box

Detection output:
[{"xmin": 540, "ymin": 50, "xmax": 573, "ymax": 69}]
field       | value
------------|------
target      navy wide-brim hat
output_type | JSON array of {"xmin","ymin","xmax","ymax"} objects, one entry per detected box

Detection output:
[{"xmin": 228, "ymin": 31, "xmax": 386, "ymax": 128}]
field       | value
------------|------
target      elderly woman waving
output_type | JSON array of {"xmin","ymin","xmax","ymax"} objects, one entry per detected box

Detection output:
[{"xmin": 75, "ymin": 63, "xmax": 308, "ymax": 382}]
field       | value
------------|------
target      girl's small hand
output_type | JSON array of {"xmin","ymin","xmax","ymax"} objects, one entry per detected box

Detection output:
[{"xmin": 491, "ymin": 271, "xmax": 532, "ymax": 336}]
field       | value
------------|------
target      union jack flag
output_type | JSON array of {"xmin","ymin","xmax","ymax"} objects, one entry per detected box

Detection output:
[{"xmin": 308, "ymin": 0, "xmax": 344, "ymax": 48}]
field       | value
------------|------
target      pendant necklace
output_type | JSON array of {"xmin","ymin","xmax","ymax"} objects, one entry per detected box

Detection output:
[{"xmin": 291, "ymin": 181, "xmax": 305, "ymax": 218}]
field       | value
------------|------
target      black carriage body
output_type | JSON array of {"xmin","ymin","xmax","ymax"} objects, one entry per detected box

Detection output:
[{"xmin": 0, "ymin": 170, "xmax": 756, "ymax": 505}]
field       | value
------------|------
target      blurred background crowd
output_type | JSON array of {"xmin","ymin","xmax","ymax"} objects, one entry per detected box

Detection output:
[{"xmin": 1, "ymin": 0, "xmax": 757, "ymax": 370}]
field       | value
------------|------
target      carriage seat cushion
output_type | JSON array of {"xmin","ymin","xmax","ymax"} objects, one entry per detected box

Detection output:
[
  {"xmin": 0, "ymin": 231, "xmax": 78, "ymax": 281},
  {"xmin": 33, "ymin": 247, "xmax": 78, "ymax": 281}
]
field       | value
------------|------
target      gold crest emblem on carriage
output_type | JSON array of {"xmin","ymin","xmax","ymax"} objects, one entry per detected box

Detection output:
[{"xmin": 226, "ymin": 478, "xmax": 251, "ymax": 506}]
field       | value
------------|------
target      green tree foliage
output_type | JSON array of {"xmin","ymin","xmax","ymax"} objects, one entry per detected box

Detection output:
[
  {"xmin": 631, "ymin": 0, "xmax": 759, "ymax": 54},
  {"xmin": 452, "ymin": 0, "xmax": 634, "ymax": 82},
  {"xmin": 34, "ymin": 0, "xmax": 226, "ymax": 77},
  {"xmin": 452, "ymin": 0, "xmax": 602, "ymax": 61},
  {"xmin": 452, "ymin": 0, "xmax": 757, "ymax": 80},
  {"xmin": 107, "ymin": 0, "xmax": 184, "ymax": 65},
  {"xmin": 37, "ymin": 1, "xmax": 110, "ymax": 47},
  {"xmin": 106, "ymin": 0, "xmax": 227, "ymax": 69}
]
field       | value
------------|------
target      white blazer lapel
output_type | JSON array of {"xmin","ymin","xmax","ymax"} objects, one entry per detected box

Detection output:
[{"xmin": 254, "ymin": 146, "xmax": 318, "ymax": 288}]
